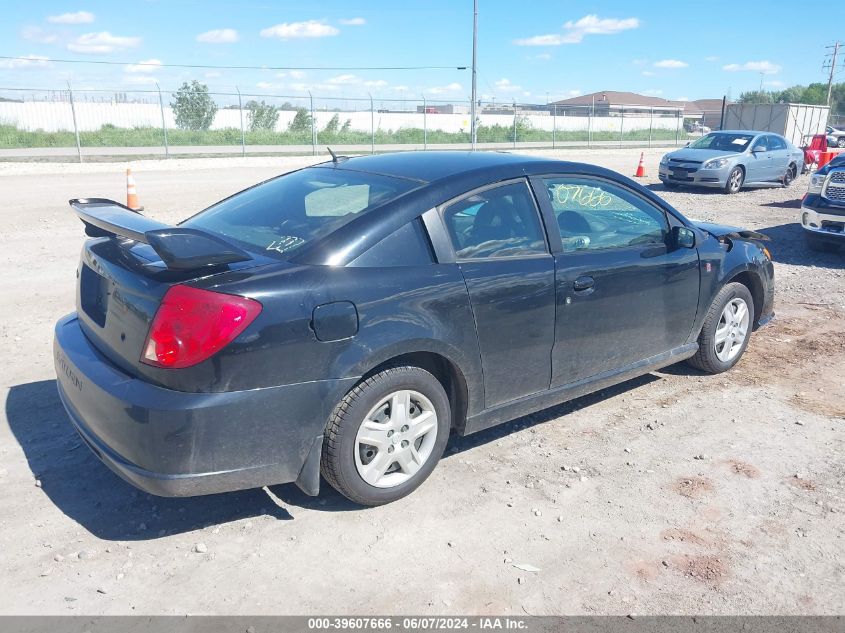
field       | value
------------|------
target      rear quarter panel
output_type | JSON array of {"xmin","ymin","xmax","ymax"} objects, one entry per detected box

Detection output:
[{"xmin": 189, "ymin": 262, "xmax": 485, "ymax": 414}]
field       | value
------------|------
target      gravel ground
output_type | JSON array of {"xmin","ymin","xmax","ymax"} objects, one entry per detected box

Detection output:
[{"xmin": 0, "ymin": 149, "xmax": 842, "ymax": 615}]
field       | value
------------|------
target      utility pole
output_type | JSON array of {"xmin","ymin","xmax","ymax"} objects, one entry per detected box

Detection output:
[
  {"xmin": 470, "ymin": 0, "xmax": 478, "ymax": 150},
  {"xmin": 824, "ymin": 41, "xmax": 841, "ymax": 107}
]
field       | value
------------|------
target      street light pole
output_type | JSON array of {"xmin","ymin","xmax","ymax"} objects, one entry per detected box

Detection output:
[{"xmin": 470, "ymin": 0, "xmax": 478, "ymax": 150}]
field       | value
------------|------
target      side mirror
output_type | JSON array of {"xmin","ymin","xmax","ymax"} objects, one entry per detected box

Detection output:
[
  {"xmin": 684, "ymin": 141, "xmax": 690, "ymax": 147},
  {"xmin": 673, "ymin": 226, "xmax": 696, "ymax": 249},
  {"xmin": 752, "ymin": 146, "xmax": 766, "ymax": 153}
]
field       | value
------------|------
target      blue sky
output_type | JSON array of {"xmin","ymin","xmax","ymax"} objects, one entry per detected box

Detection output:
[{"xmin": 1, "ymin": 0, "xmax": 841, "ymax": 104}]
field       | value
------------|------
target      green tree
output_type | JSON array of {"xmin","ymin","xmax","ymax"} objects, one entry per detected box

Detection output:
[
  {"xmin": 246, "ymin": 100, "xmax": 280, "ymax": 132},
  {"xmin": 801, "ymin": 83, "xmax": 827, "ymax": 105},
  {"xmin": 322, "ymin": 113, "xmax": 340, "ymax": 136},
  {"xmin": 171, "ymin": 81, "xmax": 217, "ymax": 131},
  {"xmin": 340, "ymin": 118, "xmax": 352, "ymax": 134},
  {"xmin": 738, "ymin": 90, "xmax": 774, "ymax": 104},
  {"xmin": 288, "ymin": 107, "xmax": 313, "ymax": 133},
  {"xmin": 774, "ymin": 85, "xmax": 805, "ymax": 104}
]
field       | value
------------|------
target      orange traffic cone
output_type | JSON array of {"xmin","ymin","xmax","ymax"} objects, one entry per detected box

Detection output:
[
  {"xmin": 634, "ymin": 152, "xmax": 646, "ymax": 178},
  {"xmin": 126, "ymin": 168, "xmax": 143, "ymax": 211}
]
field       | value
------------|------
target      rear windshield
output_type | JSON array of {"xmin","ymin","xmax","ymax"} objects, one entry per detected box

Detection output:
[
  {"xmin": 181, "ymin": 167, "xmax": 417, "ymax": 258},
  {"xmin": 688, "ymin": 133, "xmax": 755, "ymax": 152}
]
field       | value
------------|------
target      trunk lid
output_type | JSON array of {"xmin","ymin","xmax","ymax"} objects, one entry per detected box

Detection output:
[{"xmin": 71, "ymin": 199, "xmax": 275, "ymax": 376}]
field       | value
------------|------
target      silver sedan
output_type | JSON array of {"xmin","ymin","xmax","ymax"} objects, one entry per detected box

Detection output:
[{"xmin": 659, "ymin": 130, "xmax": 804, "ymax": 194}]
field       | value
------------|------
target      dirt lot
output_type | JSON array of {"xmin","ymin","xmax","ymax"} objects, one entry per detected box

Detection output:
[{"xmin": 0, "ymin": 149, "xmax": 843, "ymax": 615}]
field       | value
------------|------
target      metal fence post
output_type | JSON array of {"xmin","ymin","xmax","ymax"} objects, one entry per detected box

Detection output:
[
  {"xmin": 512, "ymin": 103, "xmax": 517, "ymax": 148},
  {"xmin": 66, "ymin": 81, "xmax": 82, "ymax": 163},
  {"xmin": 422, "ymin": 95, "xmax": 427, "ymax": 150},
  {"xmin": 369, "ymin": 93, "xmax": 375, "ymax": 154},
  {"xmin": 648, "ymin": 107, "xmax": 653, "ymax": 149},
  {"xmin": 236, "ymin": 87, "xmax": 245, "ymax": 156},
  {"xmin": 619, "ymin": 105, "xmax": 624, "ymax": 148},
  {"xmin": 675, "ymin": 110, "xmax": 681, "ymax": 146},
  {"xmin": 309, "ymin": 91, "xmax": 316, "ymax": 155},
  {"xmin": 588, "ymin": 104, "xmax": 592, "ymax": 149},
  {"xmin": 552, "ymin": 104, "xmax": 556, "ymax": 149},
  {"xmin": 156, "ymin": 82, "xmax": 169, "ymax": 158}
]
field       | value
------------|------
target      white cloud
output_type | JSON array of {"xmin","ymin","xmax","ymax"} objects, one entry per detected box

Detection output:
[
  {"xmin": 125, "ymin": 58, "xmax": 162, "ymax": 73},
  {"xmin": 428, "ymin": 82, "xmax": 462, "ymax": 94},
  {"xmin": 21, "ymin": 26, "xmax": 58, "ymax": 44},
  {"xmin": 0, "ymin": 54, "xmax": 50, "ymax": 69},
  {"xmin": 704, "ymin": 55, "xmax": 719, "ymax": 62},
  {"xmin": 205, "ymin": 71, "xmax": 221, "ymax": 78},
  {"xmin": 67, "ymin": 31, "xmax": 141, "ymax": 54},
  {"xmin": 641, "ymin": 70, "xmax": 656, "ymax": 76},
  {"xmin": 290, "ymin": 82, "xmax": 339, "ymax": 93},
  {"xmin": 722, "ymin": 60, "xmax": 781, "ymax": 74},
  {"xmin": 260, "ymin": 20, "xmax": 339, "ymax": 39},
  {"xmin": 196, "ymin": 28, "xmax": 239, "ymax": 43},
  {"xmin": 392, "ymin": 85, "xmax": 409, "ymax": 92},
  {"xmin": 514, "ymin": 14, "xmax": 639, "ymax": 46},
  {"xmin": 289, "ymin": 70, "xmax": 306, "ymax": 79},
  {"xmin": 339, "ymin": 17, "xmax": 366, "ymax": 26},
  {"xmin": 123, "ymin": 75, "xmax": 157, "ymax": 86},
  {"xmin": 327, "ymin": 74, "xmax": 359, "ymax": 85},
  {"xmin": 48, "ymin": 11, "xmax": 94, "ymax": 24},
  {"xmin": 565, "ymin": 90, "xmax": 582, "ymax": 97},
  {"xmin": 494, "ymin": 78, "xmax": 522, "ymax": 93},
  {"xmin": 364, "ymin": 79, "xmax": 388, "ymax": 88},
  {"xmin": 256, "ymin": 81, "xmax": 274, "ymax": 89},
  {"xmin": 654, "ymin": 59, "xmax": 688, "ymax": 68}
]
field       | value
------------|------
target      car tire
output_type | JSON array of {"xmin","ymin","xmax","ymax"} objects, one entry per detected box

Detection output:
[
  {"xmin": 687, "ymin": 282, "xmax": 755, "ymax": 374},
  {"xmin": 320, "ymin": 365, "xmax": 451, "ymax": 506},
  {"xmin": 783, "ymin": 164, "xmax": 796, "ymax": 187},
  {"xmin": 724, "ymin": 167, "xmax": 744, "ymax": 194},
  {"xmin": 805, "ymin": 233, "xmax": 839, "ymax": 252}
]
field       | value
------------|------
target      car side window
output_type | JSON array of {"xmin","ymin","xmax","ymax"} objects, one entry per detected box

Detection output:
[
  {"xmin": 442, "ymin": 181, "xmax": 547, "ymax": 259},
  {"xmin": 541, "ymin": 177, "xmax": 669, "ymax": 253},
  {"xmin": 769, "ymin": 135, "xmax": 786, "ymax": 150},
  {"xmin": 348, "ymin": 218, "xmax": 434, "ymax": 267}
]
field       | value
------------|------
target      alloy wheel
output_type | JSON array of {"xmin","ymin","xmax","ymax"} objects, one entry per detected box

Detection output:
[
  {"xmin": 714, "ymin": 298, "xmax": 750, "ymax": 362},
  {"xmin": 354, "ymin": 389, "xmax": 439, "ymax": 488}
]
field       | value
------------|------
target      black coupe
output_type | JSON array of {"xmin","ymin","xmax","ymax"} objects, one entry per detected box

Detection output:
[{"xmin": 54, "ymin": 151, "xmax": 774, "ymax": 505}]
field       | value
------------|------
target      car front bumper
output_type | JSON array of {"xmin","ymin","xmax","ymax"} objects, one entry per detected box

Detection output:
[
  {"xmin": 800, "ymin": 205, "xmax": 845, "ymax": 243},
  {"xmin": 54, "ymin": 313, "xmax": 358, "ymax": 497},
  {"xmin": 658, "ymin": 165, "xmax": 729, "ymax": 188}
]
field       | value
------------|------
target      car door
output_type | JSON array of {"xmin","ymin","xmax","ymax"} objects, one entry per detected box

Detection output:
[
  {"xmin": 530, "ymin": 175, "xmax": 700, "ymax": 387},
  {"xmin": 767, "ymin": 134, "xmax": 789, "ymax": 179},
  {"xmin": 746, "ymin": 135, "xmax": 775, "ymax": 182},
  {"xmin": 440, "ymin": 179, "xmax": 555, "ymax": 408}
]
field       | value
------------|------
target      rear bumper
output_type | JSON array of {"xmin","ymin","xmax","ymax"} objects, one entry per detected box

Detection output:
[{"xmin": 54, "ymin": 313, "xmax": 357, "ymax": 497}]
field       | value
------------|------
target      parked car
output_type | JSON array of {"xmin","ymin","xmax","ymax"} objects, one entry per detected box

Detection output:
[
  {"xmin": 659, "ymin": 130, "xmax": 804, "ymax": 193},
  {"xmin": 801, "ymin": 152, "xmax": 845, "ymax": 251},
  {"xmin": 54, "ymin": 152, "xmax": 774, "ymax": 506},
  {"xmin": 825, "ymin": 125, "xmax": 845, "ymax": 149}
]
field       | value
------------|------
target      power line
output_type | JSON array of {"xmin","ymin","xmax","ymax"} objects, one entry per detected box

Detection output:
[{"xmin": 0, "ymin": 55, "xmax": 467, "ymax": 72}]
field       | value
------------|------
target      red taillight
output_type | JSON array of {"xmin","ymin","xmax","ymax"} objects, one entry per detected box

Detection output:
[{"xmin": 141, "ymin": 285, "xmax": 262, "ymax": 369}]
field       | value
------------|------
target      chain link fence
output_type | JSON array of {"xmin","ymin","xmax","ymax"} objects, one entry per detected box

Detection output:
[{"xmin": 0, "ymin": 86, "xmax": 719, "ymax": 161}]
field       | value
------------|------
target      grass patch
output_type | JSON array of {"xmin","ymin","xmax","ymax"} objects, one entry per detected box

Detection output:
[{"xmin": 0, "ymin": 123, "xmax": 689, "ymax": 149}]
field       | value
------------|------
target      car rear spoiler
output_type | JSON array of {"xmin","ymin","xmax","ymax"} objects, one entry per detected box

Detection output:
[{"xmin": 70, "ymin": 198, "xmax": 252, "ymax": 271}]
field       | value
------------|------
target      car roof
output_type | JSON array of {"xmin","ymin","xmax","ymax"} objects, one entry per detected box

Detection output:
[
  {"xmin": 320, "ymin": 151, "xmax": 558, "ymax": 184},
  {"xmin": 712, "ymin": 130, "xmax": 775, "ymax": 136}
]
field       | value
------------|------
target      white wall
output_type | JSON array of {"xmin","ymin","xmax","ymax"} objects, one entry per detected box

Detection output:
[{"xmin": 0, "ymin": 101, "xmax": 682, "ymax": 134}]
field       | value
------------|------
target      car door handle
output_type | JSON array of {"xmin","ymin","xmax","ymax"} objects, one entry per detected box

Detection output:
[{"xmin": 573, "ymin": 276, "xmax": 595, "ymax": 292}]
